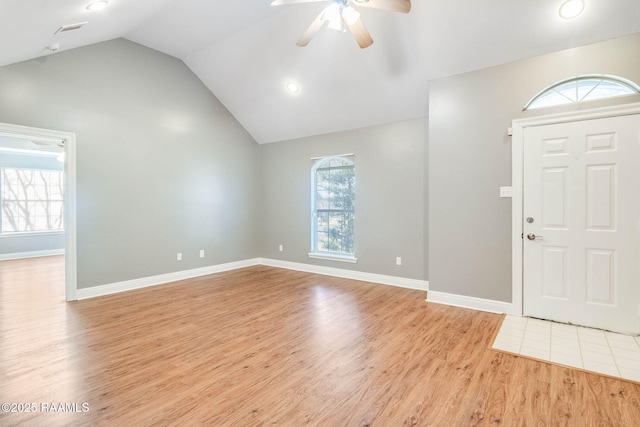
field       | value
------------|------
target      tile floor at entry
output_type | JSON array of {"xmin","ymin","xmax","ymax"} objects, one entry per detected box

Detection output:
[{"xmin": 492, "ymin": 316, "xmax": 640, "ymax": 383}]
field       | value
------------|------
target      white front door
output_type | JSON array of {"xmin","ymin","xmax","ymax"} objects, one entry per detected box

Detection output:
[{"xmin": 523, "ymin": 114, "xmax": 640, "ymax": 334}]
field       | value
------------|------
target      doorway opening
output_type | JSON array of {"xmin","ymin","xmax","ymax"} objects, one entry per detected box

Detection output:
[
  {"xmin": 511, "ymin": 102, "xmax": 640, "ymax": 334},
  {"xmin": 0, "ymin": 122, "xmax": 76, "ymax": 301}
]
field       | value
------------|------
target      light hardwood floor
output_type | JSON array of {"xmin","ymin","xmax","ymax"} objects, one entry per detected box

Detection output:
[{"xmin": 1, "ymin": 256, "xmax": 639, "ymax": 426}]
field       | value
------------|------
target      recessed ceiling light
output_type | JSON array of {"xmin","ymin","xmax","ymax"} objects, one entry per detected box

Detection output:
[
  {"xmin": 86, "ymin": 1, "xmax": 109, "ymax": 11},
  {"xmin": 286, "ymin": 82, "xmax": 300, "ymax": 94},
  {"xmin": 559, "ymin": 0, "xmax": 584, "ymax": 19}
]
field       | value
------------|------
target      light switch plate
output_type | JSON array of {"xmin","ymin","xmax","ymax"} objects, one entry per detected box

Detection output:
[{"xmin": 500, "ymin": 186, "xmax": 512, "ymax": 198}]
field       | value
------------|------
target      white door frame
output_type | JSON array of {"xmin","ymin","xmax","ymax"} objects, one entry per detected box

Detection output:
[
  {"xmin": 511, "ymin": 102, "xmax": 640, "ymax": 317},
  {"xmin": 0, "ymin": 122, "xmax": 77, "ymax": 301}
]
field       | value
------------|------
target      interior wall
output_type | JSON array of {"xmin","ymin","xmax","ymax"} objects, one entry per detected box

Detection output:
[
  {"xmin": 0, "ymin": 153, "xmax": 65, "ymax": 256},
  {"xmin": 0, "ymin": 38, "xmax": 261, "ymax": 289},
  {"xmin": 3, "ymin": 32, "xmax": 638, "ymax": 296},
  {"xmin": 428, "ymin": 32, "xmax": 640, "ymax": 302},
  {"xmin": 260, "ymin": 119, "xmax": 426, "ymax": 281}
]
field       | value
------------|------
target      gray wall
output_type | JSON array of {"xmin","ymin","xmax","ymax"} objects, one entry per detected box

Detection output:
[
  {"xmin": 261, "ymin": 119, "xmax": 426, "ymax": 280},
  {"xmin": 429, "ymin": 33, "xmax": 640, "ymax": 302},
  {"xmin": 0, "ymin": 39, "xmax": 261, "ymax": 288},
  {"xmin": 0, "ymin": 153, "xmax": 65, "ymax": 256},
  {"xmin": 3, "ymin": 32, "xmax": 639, "ymax": 296}
]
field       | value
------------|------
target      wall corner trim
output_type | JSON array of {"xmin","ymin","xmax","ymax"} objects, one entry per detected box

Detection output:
[
  {"xmin": 426, "ymin": 290, "xmax": 518, "ymax": 315},
  {"xmin": 259, "ymin": 258, "xmax": 428, "ymax": 291}
]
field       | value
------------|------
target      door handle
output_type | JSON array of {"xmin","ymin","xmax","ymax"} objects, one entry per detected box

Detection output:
[{"xmin": 527, "ymin": 233, "xmax": 543, "ymax": 240}]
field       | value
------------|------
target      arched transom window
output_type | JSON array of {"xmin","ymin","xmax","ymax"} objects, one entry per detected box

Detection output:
[{"xmin": 524, "ymin": 75, "xmax": 640, "ymax": 110}]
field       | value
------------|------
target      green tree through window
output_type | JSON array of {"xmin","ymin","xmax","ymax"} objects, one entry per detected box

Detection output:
[{"xmin": 311, "ymin": 157, "xmax": 355, "ymax": 258}]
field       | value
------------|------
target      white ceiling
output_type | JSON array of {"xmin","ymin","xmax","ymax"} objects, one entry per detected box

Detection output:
[{"xmin": 2, "ymin": 0, "xmax": 640, "ymax": 143}]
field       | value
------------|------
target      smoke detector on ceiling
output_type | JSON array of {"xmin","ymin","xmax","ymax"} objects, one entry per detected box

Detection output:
[
  {"xmin": 54, "ymin": 22, "xmax": 88, "ymax": 35},
  {"xmin": 46, "ymin": 43, "xmax": 60, "ymax": 53}
]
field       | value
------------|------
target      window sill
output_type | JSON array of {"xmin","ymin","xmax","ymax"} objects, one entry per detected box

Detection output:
[
  {"xmin": 308, "ymin": 253, "xmax": 358, "ymax": 263},
  {"xmin": 0, "ymin": 231, "xmax": 65, "ymax": 238}
]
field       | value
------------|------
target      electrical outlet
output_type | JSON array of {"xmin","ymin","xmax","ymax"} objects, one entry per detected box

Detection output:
[
  {"xmin": 177, "ymin": 252, "xmax": 182, "ymax": 261},
  {"xmin": 396, "ymin": 257, "xmax": 402, "ymax": 266},
  {"xmin": 200, "ymin": 250, "xmax": 205, "ymax": 258},
  {"xmin": 279, "ymin": 244, "xmax": 283, "ymax": 252}
]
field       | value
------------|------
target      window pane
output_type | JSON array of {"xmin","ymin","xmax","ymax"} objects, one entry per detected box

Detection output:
[
  {"xmin": 317, "ymin": 211, "xmax": 328, "ymax": 233},
  {"xmin": 576, "ymin": 79, "xmax": 601, "ymax": 101},
  {"xmin": 326, "ymin": 211, "xmax": 354, "ymax": 254},
  {"xmin": 583, "ymin": 80, "xmax": 635, "ymax": 101},
  {"xmin": 315, "ymin": 169, "xmax": 330, "ymax": 210},
  {"xmin": 554, "ymin": 81, "xmax": 578, "ymax": 102},
  {"xmin": 1, "ymin": 168, "xmax": 64, "ymax": 233},
  {"xmin": 312, "ymin": 158, "xmax": 355, "ymax": 256},
  {"xmin": 528, "ymin": 90, "xmax": 572, "ymax": 109},
  {"xmin": 526, "ymin": 75, "xmax": 639, "ymax": 110},
  {"xmin": 318, "ymin": 211, "xmax": 353, "ymax": 253}
]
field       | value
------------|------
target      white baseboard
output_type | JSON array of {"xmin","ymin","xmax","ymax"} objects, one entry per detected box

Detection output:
[
  {"xmin": 427, "ymin": 290, "xmax": 517, "ymax": 315},
  {"xmin": 259, "ymin": 258, "xmax": 428, "ymax": 291},
  {"xmin": 76, "ymin": 258, "xmax": 261, "ymax": 300},
  {"xmin": 0, "ymin": 248, "xmax": 65, "ymax": 261},
  {"xmin": 75, "ymin": 257, "xmax": 429, "ymax": 301}
]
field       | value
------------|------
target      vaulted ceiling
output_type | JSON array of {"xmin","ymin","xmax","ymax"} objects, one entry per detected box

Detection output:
[{"xmin": 2, "ymin": 0, "xmax": 640, "ymax": 143}]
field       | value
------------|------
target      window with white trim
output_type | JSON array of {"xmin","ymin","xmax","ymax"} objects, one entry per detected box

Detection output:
[
  {"xmin": 310, "ymin": 156, "xmax": 355, "ymax": 261},
  {"xmin": 524, "ymin": 75, "xmax": 640, "ymax": 110},
  {"xmin": 1, "ymin": 168, "xmax": 64, "ymax": 234}
]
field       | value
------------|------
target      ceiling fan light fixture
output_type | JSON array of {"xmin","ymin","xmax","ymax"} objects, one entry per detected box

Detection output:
[
  {"xmin": 324, "ymin": 3, "xmax": 342, "ymax": 31},
  {"xmin": 276, "ymin": 0, "xmax": 409, "ymax": 47},
  {"xmin": 342, "ymin": 6, "xmax": 360, "ymax": 25},
  {"xmin": 86, "ymin": 1, "xmax": 109, "ymax": 11},
  {"xmin": 559, "ymin": 0, "xmax": 584, "ymax": 19}
]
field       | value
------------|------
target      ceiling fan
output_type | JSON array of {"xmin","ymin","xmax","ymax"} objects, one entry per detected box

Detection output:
[{"xmin": 270, "ymin": 0, "xmax": 411, "ymax": 49}]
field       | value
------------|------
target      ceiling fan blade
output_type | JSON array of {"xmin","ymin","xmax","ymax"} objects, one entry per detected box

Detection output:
[
  {"xmin": 271, "ymin": 0, "xmax": 328, "ymax": 6},
  {"xmin": 345, "ymin": 16, "xmax": 373, "ymax": 49},
  {"xmin": 351, "ymin": 0, "xmax": 411, "ymax": 13},
  {"xmin": 296, "ymin": 12, "xmax": 328, "ymax": 47}
]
